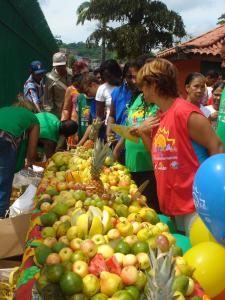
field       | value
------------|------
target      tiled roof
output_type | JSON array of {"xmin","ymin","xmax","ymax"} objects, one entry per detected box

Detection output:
[{"xmin": 157, "ymin": 24, "xmax": 225, "ymax": 58}]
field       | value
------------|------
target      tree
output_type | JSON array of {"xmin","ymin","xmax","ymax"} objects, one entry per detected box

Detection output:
[
  {"xmin": 76, "ymin": 1, "xmax": 108, "ymax": 62},
  {"xmin": 76, "ymin": 0, "xmax": 186, "ymax": 59},
  {"xmin": 217, "ymin": 13, "xmax": 225, "ymax": 25}
]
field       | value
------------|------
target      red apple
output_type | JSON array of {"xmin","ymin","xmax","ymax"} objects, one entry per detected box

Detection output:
[
  {"xmin": 92, "ymin": 234, "xmax": 106, "ymax": 245},
  {"xmin": 46, "ymin": 253, "xmax": 61, "ymax": 265},
  {"xmin": 107, "ymin": 229, "xmax": 121, "ymax": 240},
  {"xmin": 56, "ymin": 182, "xmax": 68, "ymax": 192},
  {"xmin": 72, "ymin": 260, "xmax": 88, "ymax": 278},
  {"xmin": 43, "ymin": 237, "xmax": 57, "ymax": 248},
  {"xmin": 80, "ymin": 240, "xmax": 97, "ymax": 258},
  {"xmin": 70, "ymin": 238, "xmax": 82, "ymax": 251},
  {"xmin": 131, "ymin": 222, "xmax": 141, "ymax": 234},
  {"xmin": 124, "ymin": 235, "xmax": 138, "ymax": 246},
  {"xmin": 40, "ymin": 202, "xmax": 51, "ymax": 212},
  {"xmin": 70, "ymin": 250, "xmax": 89, "ymax": 263},
  {"xmin": 97, "ymin": 245, "xmax": 114, "ymax": 259},
  {"xmin": 58, "ymin": 236, "xmax": 70, "ymax": 246},
  {"xmin": 121, "ymin": 266, "xmax": 138, "ymax": 285},
  {"xmin": 136, "ymin": 252, "xmax": 150, "ymax": 270},
  {"xmin": 123, "ymin": 254, "xmax": 137, "ymax": 267},
  {"xmin": 59, "ymin": 247, "xmax": 73, "ymax": 262},
  {"xmin": 114, "ymin": 253, "xmax": 125, "ymax": 266}
]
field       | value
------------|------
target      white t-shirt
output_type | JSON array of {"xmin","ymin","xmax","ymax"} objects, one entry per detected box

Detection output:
[
  {"xmin": 200, "ymin": 104, "xmax": 212, "ymax": 118},
  {"xmin": 205, "ymin": 105, "xmax": 217, "ymax": 129},
  {"xmin": 95, "ymin": 82, "xmax": 115, "ymax": 123}
]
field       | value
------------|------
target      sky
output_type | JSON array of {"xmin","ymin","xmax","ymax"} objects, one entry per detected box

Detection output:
[{"xmin": 39, "ymin": 0, "xmax": 224, "ymax": 44}]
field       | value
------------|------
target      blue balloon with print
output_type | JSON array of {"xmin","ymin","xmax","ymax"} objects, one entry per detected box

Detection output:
[{"xmin": 193, "ymin": 154, "xmax": 225, "ymax": 246}]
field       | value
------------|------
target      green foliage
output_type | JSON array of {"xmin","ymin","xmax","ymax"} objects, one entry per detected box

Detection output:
[
  {"xmin": 76, "ymin": 0, "xmax": 186, "ymax": 59},
  {"xmin": 60, "ymin": 42, "xmax": 113, "ymax": 61},
  {"xmin": 217, "ymin": 13, "xmax": 225, "ymax": 25}
]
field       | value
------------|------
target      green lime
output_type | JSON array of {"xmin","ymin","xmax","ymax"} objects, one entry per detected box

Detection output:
[
  {"xmin": 59, "ymin": 271, "xmax": 83, "ymax": 296},
  {"xmin": 52, "ymin": 242, "xmax": 67, "ymax": 253},
  {"xmin": 115, "ymin": 204, "xmax": 129, "ymax": 217},
  {"xmin": 40, "ymin": 212, "xmax": 58, "ymax": 226},
  {"xmin": 131, "ymin": 241, "xmax": 149, "ymax": 254},
  {"xmin": 41, "ymin": 227, "xmax": 56, "ymax": 239},
  {"xmin": 115, "ymin": 240, "xmax": 131, "ymax": 254},
  {"xmin": 35, "ymin": 244, "xmax": 52, "ymax": 265},
  {"xmin": 46, "ymin": 264, "xmax": 65, "ymax": 283},
  {"xmin": 113, "ymin": 290, "xmax": 133, "ymax": 300},
  {"xmin": 51, "ymin": 202, "xmax": 68, "ymax": 216},
  {"xmin": 90, "ymin": 293, "xmax": 108, "ymax": 300},
  {"xmin": 125, "ymin": 286, "xmax": 140, "ymax": 300}
]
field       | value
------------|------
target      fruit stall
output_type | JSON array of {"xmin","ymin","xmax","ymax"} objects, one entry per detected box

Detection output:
[{"xmin": 13, "ymin": 140, "xmax": 210, "ymax": 300}]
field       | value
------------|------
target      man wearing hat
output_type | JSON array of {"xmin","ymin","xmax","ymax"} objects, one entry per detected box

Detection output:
[
  {"xmin": 24, "ymin": 60, "xmax": 46, "ymax": 112},
  {"xmin": 43, "ymin": 52, "xmax": 72, "ymax": 118}
]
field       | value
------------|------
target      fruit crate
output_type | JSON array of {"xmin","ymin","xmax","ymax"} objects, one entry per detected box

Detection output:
[{"xmin": 0, "ymin": 267, "xmax": 19, "ymax": 300}]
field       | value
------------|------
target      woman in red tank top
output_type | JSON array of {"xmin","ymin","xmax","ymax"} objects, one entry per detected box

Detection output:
[{"xmin": 134, "ymin": 58, "xmax": 224, "ymax": 234}]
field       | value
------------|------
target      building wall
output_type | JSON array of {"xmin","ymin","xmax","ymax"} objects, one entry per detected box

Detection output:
[
  {"xmin": 172, "ymin": 59, "xmax": 201, "ymax": 97},
  {"xmin": 0, "ymin": 0, "xmax": 58, "ymax": 107}
]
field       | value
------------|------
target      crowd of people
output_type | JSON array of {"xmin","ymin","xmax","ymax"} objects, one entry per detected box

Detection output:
[{"xmin": 0, "ymin": 41, "xmax": 225, "ymax": 235}]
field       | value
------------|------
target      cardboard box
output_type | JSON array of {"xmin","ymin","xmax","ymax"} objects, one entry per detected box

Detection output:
[{"xmin": 0, "ymin": 213, "xmax": 32, "ymax": 259}]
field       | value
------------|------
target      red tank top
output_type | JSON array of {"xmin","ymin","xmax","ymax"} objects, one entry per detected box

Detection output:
[{"xmin": 152, "ymin": 98, "xmax": 204, "ymax": 216}]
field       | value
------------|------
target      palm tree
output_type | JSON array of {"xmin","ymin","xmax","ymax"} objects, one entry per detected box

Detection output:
[
  {"xmin": 217, "ymin": 13, "xmax": 225, "ymax": 25},
  {"xmin": 76, "ymin": 1, "xmax": 90, "ymax": 25},
  {"xmin": 76, "ymin": 1, "xmax": 107, "ymax": 62}
]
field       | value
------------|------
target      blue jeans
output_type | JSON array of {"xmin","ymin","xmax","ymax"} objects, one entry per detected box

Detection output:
[{"xmin": 0, "ymin": 138, "xmax": 17, "ymax": 217}]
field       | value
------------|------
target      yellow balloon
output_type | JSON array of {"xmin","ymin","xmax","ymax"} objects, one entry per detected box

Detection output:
[
  {"xmin": 189, "ymin": 216, "xmax": 215, "ymax": 246},
  {"xmin": 184, "ymin": 242, "xmax": 225, "ymax": 297}
]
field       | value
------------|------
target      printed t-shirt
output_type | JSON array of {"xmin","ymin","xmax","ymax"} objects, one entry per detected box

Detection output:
[
  {"xmin": 0, "ymin": 106, "xmax": 39, "ymax": 137},
  {"xmin": 36, "ymin": 112, "xmax": 60, "ymax": 143},
  {"xmin": 152, "ymin": 98, "xmax": 208, "ymax": 216},
  {"xmin": 77, "ymin": 94, "xmax": 93, "ymax": 139},
  {"xmin": 95, "ymin": 82, "xmax": 115, "ymax": 123},
  {"xmin": 125, "ymin": 94, "xmax": 158, "ymax": 172}
]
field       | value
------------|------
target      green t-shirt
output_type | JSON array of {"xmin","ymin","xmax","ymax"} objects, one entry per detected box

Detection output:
[
  {"xmin": 0, "ymin": 106, "xmax": 39, "ymax": 137},
  {"xmin": 36, "ymin": 112, "xmax": 60, "ymax": 143},
  {"xmin": 125, "ymin": 94, "xmax": 158, "ymax": 172},
  {"xmin": 77, "ymin": 94, "xmax": 92, "ymax": 139}
]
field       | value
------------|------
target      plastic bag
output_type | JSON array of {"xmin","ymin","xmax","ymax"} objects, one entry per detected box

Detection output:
[
  {"xmin": 13, "ymin": 168, "xmax": 42, "ymax": 189},
  {"xmin": 9, "ymin": 184, "xmax": 37, "ymax": 217}
]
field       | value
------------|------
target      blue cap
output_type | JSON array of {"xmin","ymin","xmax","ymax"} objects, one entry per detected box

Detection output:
[{"xmin": 30, "ymin": 60, "xmax": 46, "ymax": 74}]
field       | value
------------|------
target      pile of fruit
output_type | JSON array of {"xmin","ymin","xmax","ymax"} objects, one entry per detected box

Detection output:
[{"xmin": 33, "ymin": 140, "xmax": 202, "ymax": 300}]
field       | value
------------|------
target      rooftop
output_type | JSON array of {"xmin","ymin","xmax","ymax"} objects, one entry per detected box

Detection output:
[{"xmin": 157, "ymin": 24, "xmax": 225, "ymax": 58}]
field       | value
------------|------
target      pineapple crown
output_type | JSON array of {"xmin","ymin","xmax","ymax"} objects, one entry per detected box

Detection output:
[
  {"xmin": 144, "ymin": 248, "xmax": 179, "ymax": 300},
  {"xmin": 91, "ymin": 139, "xmax": 110, "ymax": 179}
]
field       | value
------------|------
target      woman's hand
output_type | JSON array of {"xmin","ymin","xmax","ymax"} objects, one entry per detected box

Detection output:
[
  {"xmin": 129, "ymin": 127, "xmax": 140, "ymax": 137},
  {"xmin": 138, "ymin": 116, "xmax": 160, "ymax": 135},
  {"xmin": 209, "ymin": 111, "xmax": 218, "ymax": 121}
]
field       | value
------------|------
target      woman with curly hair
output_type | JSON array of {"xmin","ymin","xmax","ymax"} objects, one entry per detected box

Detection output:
[{"xmin": 135, "ymin": 58, "xmax": 223, "ymax": 234}]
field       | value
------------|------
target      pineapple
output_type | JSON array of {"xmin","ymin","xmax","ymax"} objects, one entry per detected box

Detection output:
[
  {"xmin": 86, "ymin": 139, "xmax": 110, "ymax": 195},
  {"xmin": 83, "ymin": 118, "xmax": 103, "ymax": 149},
  {"xmin": 144, "ymin": 248, "xmax": 178, "ymax": 300}
]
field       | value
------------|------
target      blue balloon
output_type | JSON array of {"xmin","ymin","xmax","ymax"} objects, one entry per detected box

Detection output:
[{"xmin": 193, "ymin": 154, "xmax": 225, "ymax": 246}]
